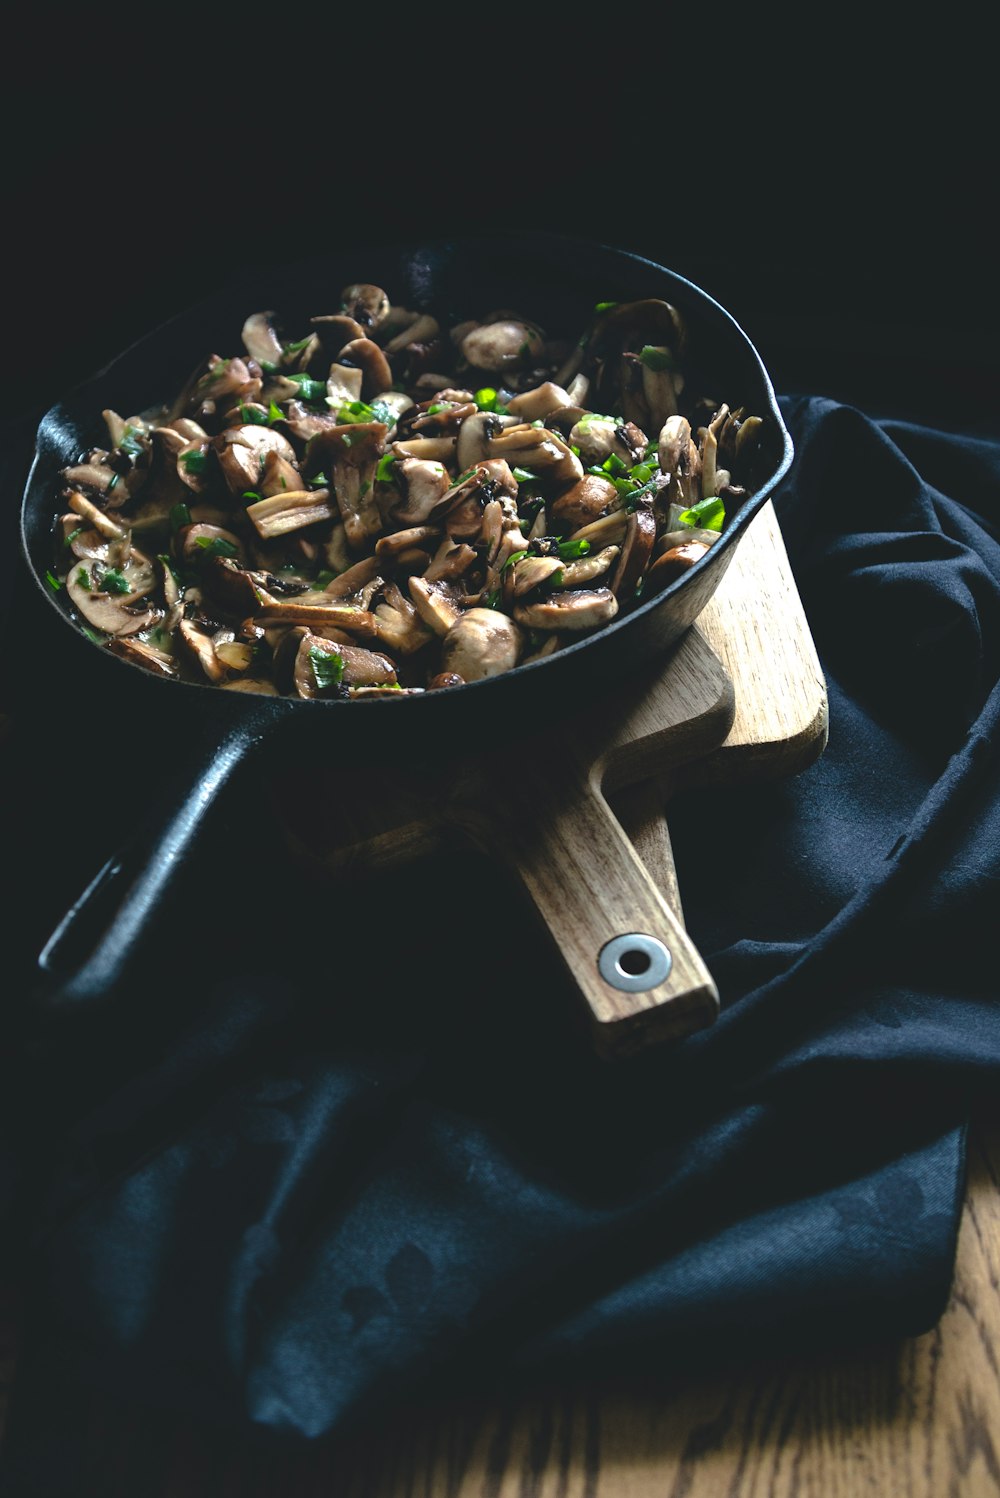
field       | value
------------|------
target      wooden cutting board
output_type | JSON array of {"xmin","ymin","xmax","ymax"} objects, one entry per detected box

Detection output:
[{"xmin": 276, "ymin": 502, "xmax": 828, "ymax": 1057}]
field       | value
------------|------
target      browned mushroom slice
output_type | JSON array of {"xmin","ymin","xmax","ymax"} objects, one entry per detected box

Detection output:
[
  {"xmin": 657, "ymin": 415, "xmax": 701, "ymax": 511},
  {"xmin": 388, "ymin": 458, "xmax": 451, "ymax": 525},
  {"xmin": 178, "ymin": 618, "xmax": 228, "ymax": 683},
  {"xmin": 609, "ymin": 509, "xmax": 657, "ymax": 601},
  {"xmin": 585, "ymin": 299, "xmax": 687, "ymax": 416},
  {"xmin": 176, "ymin": 523, "xmax": 246, "ymax": 567},
  {"xmin": 340, "ymin": 283, "xmax": 390, "ymax": 332},
  {"xmin": 390, "ymin": 435, "xmax": 456, "ymax": 463},
  {"xmin": 156, "ymin": 554, "xmax": 184, "ymax": 631},
  {"xmin": 567, "ymin": 511, "xmax": 629, "ymax": 548},
  {"xmin": 383, "ymin": 313, "xmax": 439, "ymax": 356},
  {"xmin": 307, "ymin": 423, "xmax": 387, "ymax": 552},
  {"xmin": 567, "ymin": 414, "xmax": 647, "ymax": 468},
  {"xmin": 550, "ymin": 474, "xmax": 618, "ymax": 532},
  {"xmin": 698, "ymin": 405, "xmax": 731, "ymax": 500},
  {"xmin": 245, "ymin": 489, "xmax": 336, "ymax": 539},
  {"xmin": 176, "ymin": 439, "xmax": 213, "ymax": 494},
  {"xmin": 220, "ymin": 678, "xmax": 281, "ymax": 695},
  {"xmin": 62, "ymin": 460, "xmax": 126, "ymax": 506},
  {"xmin": 510, "ymin": 555, "xmax": 563, "ymax": 596},
  {"xmin": 213, "ymin": 425, "xmax": 297, "ymax": 496},
  {"xmin": 486, "ymin": 425, "xmax": 582, "ymax": 486},
  {"xmin": 190, "ymin": 354, "xmax": 261, "ymax": 414},
  {"xmin": 293, "ymin": 633, "xmax": 397, "ymax": 699},
  {"xmin": 321, "ymin": 555, "xmax": 382, "ymax": 601},
  {"xmin": 646, "ymin": 539, "xmax": 712, "ymax": 591},
  {"xmin": 252, "ymin": 598, "xmax": 380, "ymax": 638},
  {"xmin": 376, "ymin": 525, "xmax": 440, "ymax": 562},
  {"xmin": 242, "ymin": 312, "xmax": 286, "ymax": 368},
  {"xmin": 66, "ymin": 490, "xmax": 130, "ymax": 541},
  {"xmin": 513, "ymin": 588, "xmax": 618, "ymax": 632},
  {"xmin": 372, "ymin": 583, "xmax": 434, "ymax": 656},
  {"xmin": 554, "ymin": 545, "xmax": 621, "ymax": 589},
  {"xmin": 453, "ymin": 410, "xmax": 520, "ymax": 471},
  {"xmin": 407, "ymin": 576, "xmax": 463, "ymax": 637},
  {"xmin": 336, "ymin": 338, "xmax": 393, "ymax": 401},
  {"xmin": 258, "ymin": 449, "xmax": 303, "ymax": 498},
  {"xmin": 107, "ymin": 636, "xmax": 179, "ymax": 678},
  {"xmin": 427, "ymin": 671, "xmax": 465, "ymax": 690},
  {"xmin": 424, "ymin": 537, "xmax": 477, "ymax": 583},
  {"xmin": 439, "ymin": 608, "xmax": 524, "ymax": 682},
  {"xmin": 65, "ymin": 564, "xmax": 161, "ymax": 636},
  {"xmin": 461, "ymin": 321, "xmax": 545, "ymax": 374},
  {"xmin": 504, "ymin": 382, "xmax": 574, "ymax": 421},
  {"xmin": 200, "ymin": 557, "xmax": 270, "ymax": 616},
  {"xmin": 311, "ymin": 313, "xmax": 368, "ymax": 357}
]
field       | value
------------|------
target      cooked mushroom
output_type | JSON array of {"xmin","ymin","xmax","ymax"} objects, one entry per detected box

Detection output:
[
  {"xmin": 293, "ymin": 633, "xmax": 397, "ymax": 698},
  {"xmin": 340, "ymin": 283, "xmax": 390, "ymax": 331},
  {"xmin": 646, "ymin": 539, "xmax": 712, "ymax": 591},
  {"xmin": 107, "ymin": 636, "xmax": 179, "ymax": 678},
  {"xmin": 514, "ymin": 588, "xmax": 619, "ymax": 632},
  {"xmin": 245, "ymin": 489, "xmax": 336, "ymax": 539},
  {"xmin": 336, "ymin": 338, "xmax": 393, "ymax": 401},
  {"xmin": 461, "ymin": 320, "xmax": 545, "ymax": 374},
  {"xmin": 213, "ymin": 425, "xmax": 297, "ymax": 496},
  {"xmin": 65, "ymin": 562, "xmax": 161, "ymax": 636},
  {"xmin": 242, "ymin": 311, "xmax": 286, "ymax": 368},
  {"xmin": 550, "ymin": 474, "xmax": 618, "ymax": 532},
  {"xmin": 609, "ymin": 509, "xmax": 657, "ymax": 601},
  {"xmin": 439, "ymin": 608, "xmax": 523, "ymax": 681}
]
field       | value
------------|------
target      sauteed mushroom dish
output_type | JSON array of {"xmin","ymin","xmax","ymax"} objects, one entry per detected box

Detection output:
[{"xmin": 47, "ymin": 284, "xmax": 772, "ymax": 698}]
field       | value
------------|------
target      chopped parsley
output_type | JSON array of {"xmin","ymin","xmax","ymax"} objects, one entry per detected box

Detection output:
[
  {"xmin": 194, "ymin": 536, "xmax": 239, "ymax": 558},
  {"xmin": 102, "ymin": 568, "xmax": 131, "ymax": 594},
  {"xmin": 285, "ymin": 374, "xmax": 326, "ymax": 403},
  {"xmin": 375, "ymin": 453, "xmax": 397, "ymax": 484},
  {"xmin": 512, "ymin": 467, "xmax": 539, "ymax": 484},
  {"xmin": 557, "ymin": 538, "xmax": 591, "ymax": 560},
  {"xmin": 309, "ymin": 644, "xmax": 344, "ymax": 691},
  {"xmin": 170, "ymin": 502, "xmax": 192, "ymax": 532}
]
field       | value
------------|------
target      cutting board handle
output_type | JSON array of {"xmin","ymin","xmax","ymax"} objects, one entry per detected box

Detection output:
[{"xmin": 501, "ymin": 763, "xmax": 718, "ymax": 1058}]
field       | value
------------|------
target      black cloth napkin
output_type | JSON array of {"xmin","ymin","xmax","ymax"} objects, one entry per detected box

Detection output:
[{"xmin": 1, "ymin": 395, "xmax": 999, "ymax": 1468}]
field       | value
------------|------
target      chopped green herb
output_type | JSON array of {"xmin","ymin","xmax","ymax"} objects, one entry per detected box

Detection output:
[
  {"xmin": 242, "ymin": 490, "xmax": 261, "ymax": 502},
  {"xmin": 473, "ymin": 387, "xmax": 510, "ymax": 414},
  {"xmin": 484, "ymin": 588, "xmax": 501, "ymax": 609},
  {"xmin": 500, "ymin": 550, "xmax": 528, "ymax": 575},
  {"xmin": 77, "ymin": 566, "xmax": 91, "ymax": 590},
  {"xmin": 194, "ymin": 536, "xmax": 239, "ymax": 558},
  {"xmin": 106, "ymin": 473, "xmax": 120, "ymax": 493},
  {"xmin": 285, "ymin": 374, "xmax": 326, "ymax": 402},
  {"xmin": 426, "ymin": 402, "xmax": 448, "ymax": 415},
  {"xmin": 375, "ymin": 453, "xmax": 396, "ymax": 484},
  {"xmin": 602, "ymin": 452, "xmax": 629, "ymax": 477},
  {"xmin": 181, "ymin": 449, "xmax": 208, "ymax": 473},
  {"xmin": 678, "ymin": 496, "xmax": 725, "ymax": 531},
  {"xmin": 309, "ymin": 644, "xmax": 344, "ymax": 691},
  {"xmin": 82, "ymin": 626, "xmax": 103, "ymax": 644},
  {"xmin": 102, "ymin": 568, "xmax": 131, "ymax": 594},
  {"xmin": 283, "ymin": 335, "xmax": 313, "ymax": 355},
  {"xmin": 310, "ymin": 471, "xmax": 330, "ymax": 487},
  {"xmin": 518, "ymin": 340, "xmax": 532, "ymax": 360},
  {"xmin": 64, "ymin": 527, "xmax": 83, "ymax": 549},
  {"xmin": 45, "ymin": 569, "xmax": 62, "ymax": 591},
  {"xmin": 315, "ymin": 569, "xmax": 338, "ymax": 587},
  {"xmin": 639, "ymin": 345, "xmax": 676, "ymax": 372},
  {"xmin": 629, "ymin": 462, "xmax": 654, "ymax": 485},
  {"xmin": 170, "ymin": 502, "xmax": 192, "ymax": 531},
  {"xmin": 594, "ymin": 301, "xmax": 617, "ymax": 313},
  {"xmin": 512, "ymin": 466, "xmax": 539, "ymax": 484},
  {"xmin": 557, "ymin": 538, "xmax": 591, "ymax": 560},
  {"xmin": 119, "ymin": 427, "xmax": 144, "ymax": 458},
  {"xmin": 239, "ymin": 403, "xmax": 268, "ymax": 425},
  {"xmin": 359, "ymin": 479, "xmax": 370, "ymax": 498},
  {"xmin": 259, "ymin": 360, "xmax": 278, "ymax": 375},
  {"xmin": 268, "ymin": 401, "xmax": 285, "ymax": 424}
]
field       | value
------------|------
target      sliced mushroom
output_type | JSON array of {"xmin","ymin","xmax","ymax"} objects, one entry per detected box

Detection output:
[
  {"xmin": 383, "ymin": 313, "xmax": 440, "ymax": 356},
  {"xmin": 340, "ymin": 283, "xmax": 390, "ymax": 331},
  {"xmin": 212, "ymin": 425, "xmax": 297, "ymax": 496},
  {"xmin": 252, "ymin": 598, "xmax": 381, "ymax": 636},
  {"xmin": 462, "ymin": 321, "xmax": 544, "ymax": 374},
  {"xmin": 311, "ymin": 313, "xmax": 368, "ymax": 357},
  {"xmin": 509, "ymin": 555, "xmax": 563, "ymax": 596},
  {"xmin": 486, "ymin": 425, "xmax": 583, "ymax": 486},
  {"xmin": 258, "ymin": 449, "xmax": 303, "ymax": 498},
  {"xmin": 609, "ymin": 508, "xmax": 657, "ymax": 601},
  {"xmin": 454, "ymin": 410, "xmax": 520, "ymax": 471},
  {"xmin": 242, "ymin": 311, "xmax": 285, "ymax": 368},
  {"xmin": 245, "ymin": 489, "xmax": 336, "ymax": 539},
  {"xmin": 321, "ymin": 555, "xmax": 382, "ymax": 600},
  {"xmin": 439, "ymin": 607, "xmax": 524, "ymax": 682},
  {"xmin": 65, "ymin": 564, "xmax": 161, "ymax": 636},
  {"xmin": 646, "ymin": 539, "xmax": 712, "ymax": 591},
  {"xmin": 388, "ymin": 457, "xmax": 451, "ymax": 525},
  {"xmin": 66, "ymin": 490, "xmax": 130, "ymax": 541},
  {"xmin": 107, "ymin": 636, "xmax": 179, "ymax": 678},
  {"xmin": 293, "ymin": 633, "xmax": 397, "ymax": 699},
  {"xmin": 178, "ymin": 618, "xmax": 228, "ymax": 683},
  {"xmin": 550, "ymin": 474, "xmax": 618, "ymax": 532},
  {"xmin": 176, "ymin": 523, "xmax": 245, "ymax": 567},
  {"xmin": 513, "ymin": 588, "xmax": 618, "ymax": 632},
  {"xmin": 336, "ymin": 338, "xmax": 393, "ymax": 400},
  {"xmin": 307, "ymin": 423, "xmax": 387, "ymax": 551},
  {"xmin": 554, "ymin": 544, "xmax": 620, "ymax": 589},
  {"xmin": 504, "ymin": 382, "xmax": 573, "ymax": 421},
  {"xmin": 408, "ymin": 576, "xmax": 463, "ymax": 637}
]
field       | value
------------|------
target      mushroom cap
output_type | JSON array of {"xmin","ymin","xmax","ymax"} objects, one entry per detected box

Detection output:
[
  {"xmin": 513, "ymin": 588, "xmax": 619, "ymax": 632},
  {"xmin": 439, "ymin": 607, "xmax": 524, "ymax": 682}
]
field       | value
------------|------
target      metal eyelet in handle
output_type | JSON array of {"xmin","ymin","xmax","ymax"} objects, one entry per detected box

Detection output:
[{"xmin": 598, "ymin": 932, "xmax": 673, "ymax": 993}]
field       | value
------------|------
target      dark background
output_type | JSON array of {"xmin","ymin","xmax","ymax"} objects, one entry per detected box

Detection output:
[{"xmin": 3, "ymin": 37, "xmax": 994, "ymax": 434}]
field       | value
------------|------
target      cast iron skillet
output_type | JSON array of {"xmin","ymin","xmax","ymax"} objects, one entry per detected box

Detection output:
[{"xmin": 20, "ymin": 234, "xmax": 793, "ymax": 1028}]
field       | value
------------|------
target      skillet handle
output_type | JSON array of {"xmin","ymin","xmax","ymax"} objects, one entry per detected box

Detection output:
[
  {"xmin": 504, "ymin": 767, "xmax": 719, "ymax": 1059},
  {"xmin": 36, "ymin": 716, "xmax": 267, "ymax": 1009}
]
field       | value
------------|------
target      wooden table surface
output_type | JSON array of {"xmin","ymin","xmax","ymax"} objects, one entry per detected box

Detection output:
[{"xmin": 2, "ymin": 508, "xmax": 997, "ymax": 1494}]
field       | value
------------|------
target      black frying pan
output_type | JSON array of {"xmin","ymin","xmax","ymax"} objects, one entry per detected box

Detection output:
[{"xmin": 19, "ymin": 234, "xmax": 793, "ymax": 1034}]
